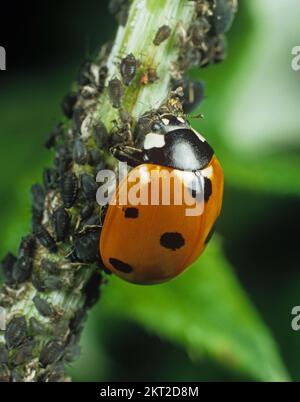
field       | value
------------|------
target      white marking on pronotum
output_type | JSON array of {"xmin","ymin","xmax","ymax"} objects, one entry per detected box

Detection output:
[
  {"xmin": 144, "ymin": 133, "xmax": 166, "ymax": 149},
  {"xmin": 201, "ymin": 165, "xmax": 213, "ymax": 179},
  {"xmin": 162, "ymin": 118, "xmax": 170, "ymax": 125},
  {"xmin": 177, "ymin": 117, "xmax": 185, "ymax": 124}
]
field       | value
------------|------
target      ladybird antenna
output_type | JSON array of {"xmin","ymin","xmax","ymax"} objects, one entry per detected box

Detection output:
[{"xmin": 187, "ymin": 113, "xmax": 205, "ymax": 120}]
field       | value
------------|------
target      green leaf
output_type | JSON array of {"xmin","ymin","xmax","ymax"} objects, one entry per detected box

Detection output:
[
  {"xmin": 223, "ymin": 151, "xmax": 300, "ymax": 196},
  {"xmin": 101, "ymin": 238, "xmax": 289, "ymax": 381}
]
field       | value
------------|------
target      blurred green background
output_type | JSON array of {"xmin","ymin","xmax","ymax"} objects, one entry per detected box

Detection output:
[{"xmin": 0, "ymin": 0, "xmax": 300, "ymax": 381}]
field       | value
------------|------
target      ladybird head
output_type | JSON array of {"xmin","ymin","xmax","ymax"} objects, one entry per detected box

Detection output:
[
  {"xmin": 135, "ymin": 113, "xmax": 214, "ymax": 171},
  {"xmin": 154, "ymin": 114, "xmax": 189, "ymax": 132}
]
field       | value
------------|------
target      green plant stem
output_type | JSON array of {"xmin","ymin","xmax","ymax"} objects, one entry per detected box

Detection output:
[{"xmin": 97, "ymin": 0, "xmax": 195, "ymax": 127}]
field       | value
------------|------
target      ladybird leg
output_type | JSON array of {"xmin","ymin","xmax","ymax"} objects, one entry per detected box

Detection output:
[
  {"xmin": 110, "ymin": 145, "xmax": 144, "ymax": 166},
  {"xmin": 109, "ymin": 123, "xmax": 134, "ymax": 148}
]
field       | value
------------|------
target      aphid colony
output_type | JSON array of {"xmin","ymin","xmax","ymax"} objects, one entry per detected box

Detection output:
[
  {"xmin": 0, "ymin": 0, "xmax": 234, "ymax": 381},
  {"xmin": 178, "ymin": 0, "xmax": 238, "ymax": 71},
  {"xmin": 0, "ymin": 45, "xmax": 111, "ymax": 383}
]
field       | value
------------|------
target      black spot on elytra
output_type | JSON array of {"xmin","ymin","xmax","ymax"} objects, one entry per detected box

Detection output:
[
  {"xmin": 124, "ymin": 207, "xmax": 139, "ymax": 219},
  {"xmin": 160, "ymin": 232, "xmax": 185, "ymax": 251},
  {"xmin": 109, "ymin": 258, "xmax": 133, "ymax": 273},
  {"xmin": 205, "ymin": 221, "xmax": 217, "ymax": 245},
  {"xmin": 204, "ymin": 177, "xmax": 212, "ymax": 202}
]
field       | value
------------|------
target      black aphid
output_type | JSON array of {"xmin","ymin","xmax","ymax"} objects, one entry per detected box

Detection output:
[
  {"xmin": 41, "ymin": 259, "xmax": 59, "ymax": 275},
  {"xmin": 29, "ymin": 317, "xmax": 45, "ymax": 335},
  {"xmin": 1, "ymin": 253, "xmax": 17, "ymax": 284},
  {"xmin": 72, "ymin": 107, "xmax": 86, "ymax": 133},
  {"xmin": 93, "ymin": 121, "xmax": 108, "ymax": 148},
  {"xmin": 82, "ymin": 214, "xmax": 100, "ymax": 227},
  {"xmin": 120, "ymin": 53, "xmax": 138, "ymax": 86},
  {"xmin": 94, "ymin": 160, "xmax": 107, "ymax": 176},
  {"xmin": 31, "ymin": 184, "xmax": 45, "ymax": 213},
  {"xmin": 55, "ymin": 145, "xmax": 72, "ymax": 177},
  {"xmin": 89, "ymin": 149, "xmax": 103, "ymax": 166},
  {"xmin": 52, "ymin": 206, "xmax": 70, "ymax": 242},
  {"xmin": 39, "ymin": 339, "xmax": 64, "ymax": 368},
  {"xmin": 44, "ymin": 123, "xmax": 64, "ymax": 149},
  {"xmin": 78, "ymin": 61, "xmax": 93, "ymax": 86},
  {"xmin": 80, "ymin": 204, "xmax": 94, "ymax": 220},
  {"xmin": 12, "ymin": 256, "xmax": 33, "ymax": 283},
  {"xmin": 43, "ymin": 168, "xmax": 59, "ymax": 190},
  {"xmin": 31, "ymin": 272, "xmax": 46, "ymax": 292},
  {"xmin": 32, "ymin": 295, "xmax": 53, "ymax": 317},
  {"xmin": 83, "ymin": 271, "xmax": 102, "ymax": 308},
  {"xmin": 153, "ymin": 25, "xmax": 171, "ymax": 46},
  {"xmin": 34, "ymin": 225, "xmax": 57, "ymax": 253},
  {"xmin": 14, "ymin": 340, "xmax": 35, "ymax": 365},
  {"xmin": 73, "ymin": 228, "xmax": 100, "ymax": 263},
  {"xmin": 208, "ymin": 0, "xmax": 236, "ymax": 36},
  {"xmin": 81, "ymin": 173, "xmax": 98, "ymax": 202},
  {"xmin": 62, "ymin": 92, "xmax": 78, "ymax": 119},
  {"xmin": 19, "ymin": 235, "xmax": 36, "ymax": 258},
  {"xmin": 73, "ymin": 137, "xmax": 89, "ymax": 165},
  {"xmin": 60, "ymin": 172, "xmax": 78, "ymax": 209},
  {"xmin": 69, "ymin": 309, "xmax": 87, "ymax": 334},
  {"xmin": 44, "ymin": 276, "xmax": 63, "ymax": 291},
  {"xmin": 0, "ymin": 344, "xmax": 8, "ymax": 364},
  {"xmin": 5, "ymin": 316, "xmax": 27, "ymax": 349},
  {"xmin": 64, "ymin": 343, "xmax": 81, "ymax": 363},
  {"xmin": 31, "ymin": 183, "xmax": 45, "ymax": 228},
  {"xmin": 108, "ymin": 78, "xmax": 123, "ymax": 108}
]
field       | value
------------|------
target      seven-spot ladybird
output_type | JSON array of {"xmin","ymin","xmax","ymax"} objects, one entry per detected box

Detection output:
[{"xmin": 100, "ymin": 114, "xmax": 223, "ymax": 284}]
